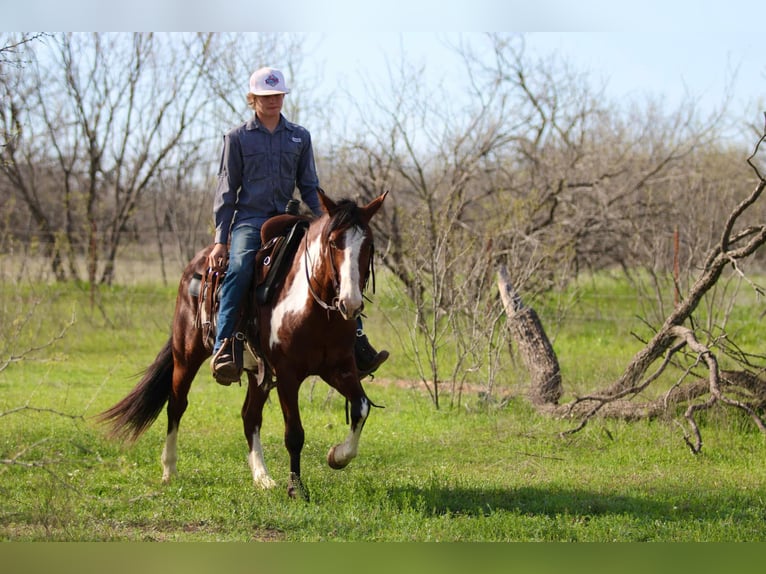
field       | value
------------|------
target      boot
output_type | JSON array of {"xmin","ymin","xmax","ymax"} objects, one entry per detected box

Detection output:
[
  {"xmin": 210, "ymin": 338, "xmax": 241, "ymax": 385},
  {"xmin": 354, "ymin": 331, "xmax": 389, "ymax": 376}
]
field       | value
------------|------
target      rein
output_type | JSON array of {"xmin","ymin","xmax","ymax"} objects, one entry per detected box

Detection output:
[{"xmin": 304, "ymin": 230, "xmax": 341, "ymax": 313}]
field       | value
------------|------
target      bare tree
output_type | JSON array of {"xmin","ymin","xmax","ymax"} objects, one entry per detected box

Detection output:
[
  {"xmin": 199, "ymin": 33, "xmax": 309, "ymax": 125},
  {"xmin": 1, "ymin": 33, "xmax": 215, "ymax": 284},
  {"xmin": 322, "ymin": 47, "xmax": 519, "ymax": 408},
  {"xmin": 2, "ymin": 32, "xmax": 316, "ymax": 286},
  {"xmin": 499, "ymin": 125, "xmax": 766, "ymax": 452},
  {"xmin": 144, "ymin": 33, "xmax": 313, "ymax": 282},
  {"xmin": 324, "ymin": 33, "xmax": 725, "ymax": 408},
  {"xmin": 1, "ymin": 33, "xmax": 76, "ymax": 367},
  {"xmin": 0, "ymin": 33, "xmax": 47, "ymax": 68}
]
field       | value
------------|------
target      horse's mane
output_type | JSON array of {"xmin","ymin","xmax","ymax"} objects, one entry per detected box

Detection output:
[{"xmin": 323, "ymin": 198, "xmax": 367, "ymax": 239}]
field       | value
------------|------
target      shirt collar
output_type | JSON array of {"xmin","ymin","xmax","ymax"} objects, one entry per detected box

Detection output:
[{"xmin": 246, "ymin": 113, "xmax": 291, "ymax": 133}]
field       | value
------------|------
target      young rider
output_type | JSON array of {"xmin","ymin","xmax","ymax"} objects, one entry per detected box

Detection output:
[{"xmin": 208, "ymin": 66, "xmax": 388, "ymax": 384}]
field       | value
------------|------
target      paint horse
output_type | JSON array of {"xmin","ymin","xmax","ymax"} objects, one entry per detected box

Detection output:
[{"xmin": 99, "ymin": 190, "xmax": 388, "ymax": 500}]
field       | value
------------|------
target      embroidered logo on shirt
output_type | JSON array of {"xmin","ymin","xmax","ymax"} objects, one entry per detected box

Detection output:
[{"xmin": 292, "ymin": 137, "xmax": 302, "ymax": 143}]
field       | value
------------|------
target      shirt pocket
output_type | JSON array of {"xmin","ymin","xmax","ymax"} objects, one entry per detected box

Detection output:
[
  {"xmin": 241, "ymin": 140, "xmax": 269, "ymax": 182},
  {"xmin": 280, "ymin": 139, "xmax": 301, "ymax": 179}
]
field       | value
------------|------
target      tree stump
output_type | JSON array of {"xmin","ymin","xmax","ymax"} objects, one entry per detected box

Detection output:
[{"xmin": 497, "ymin": 265, "xmax": 562, "ymax": 406}]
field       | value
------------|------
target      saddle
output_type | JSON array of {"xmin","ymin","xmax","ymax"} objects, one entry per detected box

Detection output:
[
  {"xmin": 191, "ymin": 214, "xmax": 311, "ymax": 385},
  {"xmin": 255, "ymin": 214, "xmax": 310, "ymax": 305}
]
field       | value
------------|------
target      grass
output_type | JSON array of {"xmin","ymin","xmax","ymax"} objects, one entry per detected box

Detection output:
[{"xmin": 1, "ymin": 274, "xmax": 766, "ymax": 541}]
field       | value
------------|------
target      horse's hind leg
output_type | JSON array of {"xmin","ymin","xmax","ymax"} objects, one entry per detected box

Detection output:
[
  {"xmin": 161, "ymin": 363, "xmax": 192, "ymax": 483},
  {"xmin": 161, "ymin": 342, "xmax": 206, "ymax": 483},
  {"xmin": 242, "ymin": 373, "xmax": 276, "ymax": 489}
]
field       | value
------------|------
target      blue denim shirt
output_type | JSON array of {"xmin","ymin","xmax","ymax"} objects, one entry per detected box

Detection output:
[{"xmin": 213, "ymin": 114, "xmax": 323, "ymax": 245}]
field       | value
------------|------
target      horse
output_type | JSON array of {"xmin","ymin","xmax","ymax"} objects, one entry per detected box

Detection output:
[{"xmin": 98, "ymin": 189, "xmax": 388, "ymax": 501}]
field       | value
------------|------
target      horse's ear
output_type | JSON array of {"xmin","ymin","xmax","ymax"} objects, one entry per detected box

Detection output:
[
  {"xmin": 317, "ymin": 188, "xmax": 337, "ymax": 214},
  {"xmin": 359, "ymin": 190, "xmax": 388, "ymax": 223}
]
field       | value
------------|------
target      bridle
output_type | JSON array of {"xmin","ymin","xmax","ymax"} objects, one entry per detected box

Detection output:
[{"xmin": 303, "ymin": 224, "xmax": 375, "ymax": 315}]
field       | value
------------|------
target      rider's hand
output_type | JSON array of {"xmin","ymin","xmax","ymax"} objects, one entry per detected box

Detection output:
[{"xmin": 208, "ymin": 243, "xmax": 228, "ymax": 270}]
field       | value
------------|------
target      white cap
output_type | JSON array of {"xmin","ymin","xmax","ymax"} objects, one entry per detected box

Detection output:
[{"xmin": 249, "ymin": 67, "xmax": 290, "ymax": 96}]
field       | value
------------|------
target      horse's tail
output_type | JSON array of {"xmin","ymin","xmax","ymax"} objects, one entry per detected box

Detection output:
[{"xmin": 97, "ymin": 338, "xmax": 174, "ymax": 443}]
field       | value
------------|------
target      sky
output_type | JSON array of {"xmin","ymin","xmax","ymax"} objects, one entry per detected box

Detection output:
[
  {"xmin": 3, "ymin": 0, "xmax": 765, "ymax": 133},
  {"xmin": 308, "ymin": 30, "xmax": 762, "ymax": 118}
]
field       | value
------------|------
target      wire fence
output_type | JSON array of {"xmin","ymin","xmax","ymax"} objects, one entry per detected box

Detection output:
[{"xmin": 0, "ymin": 230, "xmax": 212, "ymax": 286}]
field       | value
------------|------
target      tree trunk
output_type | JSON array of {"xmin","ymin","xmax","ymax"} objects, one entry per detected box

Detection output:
[{"xmin": 497, "ymin": 265, "xmax": 562, "ymax": 406}]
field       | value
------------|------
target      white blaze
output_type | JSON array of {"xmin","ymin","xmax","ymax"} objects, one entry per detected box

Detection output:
[{"xmin": 338, "ymin": 227, "xmax": 365, "ymax": 316}]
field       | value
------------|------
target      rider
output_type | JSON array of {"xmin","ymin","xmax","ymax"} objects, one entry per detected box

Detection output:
[{"xmin": 208, "ymin": 66, "xmax": 388, "ymax": 384}]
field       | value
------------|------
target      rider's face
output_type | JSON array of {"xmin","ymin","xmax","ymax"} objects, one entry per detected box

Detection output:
[{"xmin": 255, "ymin": 94, "xmax": 285, "ymax": 119}]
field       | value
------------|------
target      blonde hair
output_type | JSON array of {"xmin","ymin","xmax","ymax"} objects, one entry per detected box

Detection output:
[{"xmin": 246, "ymin": 93, "xmax": 257, "ymax": 110}]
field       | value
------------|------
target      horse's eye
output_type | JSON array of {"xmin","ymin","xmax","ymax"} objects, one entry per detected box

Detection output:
[{"xmin": 329, "ymin": 240, "xmax": 338, "ymax": 249}]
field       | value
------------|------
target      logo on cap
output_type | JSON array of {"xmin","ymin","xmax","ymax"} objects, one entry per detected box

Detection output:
[{"xmin": 265, "ymin": 73, "xmax": 280, "ymax": 88}]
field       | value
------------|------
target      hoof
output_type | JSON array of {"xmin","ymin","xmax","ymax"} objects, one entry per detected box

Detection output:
[
  {"xmin": 253, "ymin": 475, "xmax": 277, "ymax": 490},
  {"xmin": 327, "ymin": 445, "xmax": 348, "ymax": 470},
  {"xmin": 287, "ymin": 472, "xmax": 310, "ymax": 502}
]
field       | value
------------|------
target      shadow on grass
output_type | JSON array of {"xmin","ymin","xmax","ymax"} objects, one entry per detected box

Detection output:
[{"xmin": 386, "ymin": 484, "xmax": 725, "ymax": 520}]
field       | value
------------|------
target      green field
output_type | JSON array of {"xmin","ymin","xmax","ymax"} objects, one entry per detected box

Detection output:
[{"xmin": 1, "ymin": 276, "xmax": 765, "ymax": 542}]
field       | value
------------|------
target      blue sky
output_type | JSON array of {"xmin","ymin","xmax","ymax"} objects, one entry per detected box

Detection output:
[{"xmin": 308, "ymin": 30, "xmax": 762, "ymax": 118}]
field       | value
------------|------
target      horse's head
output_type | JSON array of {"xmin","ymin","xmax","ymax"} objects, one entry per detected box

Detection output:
[{"xmin": 314, "ymin": 189, "xmax": 387, "ymax": 321}]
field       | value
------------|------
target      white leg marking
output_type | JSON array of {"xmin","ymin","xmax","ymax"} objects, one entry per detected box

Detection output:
[
  {"xmin": 330, "ymin": 398, "xmax": 369, "ymax": 467},
  {"xmin": 249, "ymin": 426, "xmax": 276, "ymax": 489},
  {"xmin": 161, "ymin": 426, "xmax": 178, "ymax": 483}
]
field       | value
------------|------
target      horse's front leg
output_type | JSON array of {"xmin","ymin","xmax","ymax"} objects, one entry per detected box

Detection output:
[
  {"xmin": 242, "ymin": 373, "xmax": 276, "ymax": 490},
  {"xmin": 327, "ymin": 393, "xmax": 370, "ymax": 470},
  {"xmin": 276, "ymin": 380, "xmax": 309, "ymax": 501}
]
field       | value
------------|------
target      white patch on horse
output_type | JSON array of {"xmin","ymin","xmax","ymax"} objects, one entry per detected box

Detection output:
[
  {"xmin": 249, "ymin": 426, "xmax": 276, "ymax": 489},
  {"xmin": 269, "ymin": 232, "xmax": 318, "ymax": 350}
]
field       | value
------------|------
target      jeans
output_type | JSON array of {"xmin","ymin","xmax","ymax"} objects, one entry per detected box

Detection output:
[{"xmin": 213, "ymin": 224, "xmax": 262, "ymax": 354}]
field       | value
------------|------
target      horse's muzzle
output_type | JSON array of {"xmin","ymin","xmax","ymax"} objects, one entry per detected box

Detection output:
[{"xmin": 338, "ymin": 299, "xmax": 364, "ymax": 321}]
